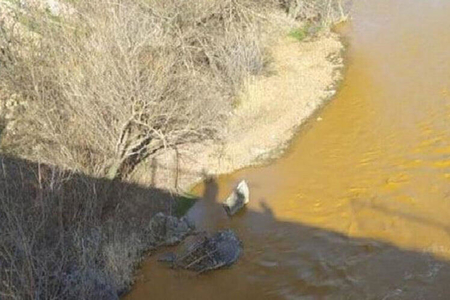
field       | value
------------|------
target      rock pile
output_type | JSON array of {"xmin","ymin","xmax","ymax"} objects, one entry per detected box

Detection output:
[{"xmin": 148, "ymin": 213, "xmax": 194, "ymax": 246}]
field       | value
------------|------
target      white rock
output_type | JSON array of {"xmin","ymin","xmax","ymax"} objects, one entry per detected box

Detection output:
[{"xmin": 223, "ymin": 180, "xmax": 249, "ymax": 216}]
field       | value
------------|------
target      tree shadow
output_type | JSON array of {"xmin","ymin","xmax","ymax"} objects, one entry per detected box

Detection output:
[
  {"xmin": 0, "ymin": 154, "xmax": 195, "ymax": 229},
  {"xmin": 0, "ymin": 153, "xmax": 197, "ymax": 298},
  {"xmin": 126, "ymin": 176, "xmax": 450, "ymax": 300}
]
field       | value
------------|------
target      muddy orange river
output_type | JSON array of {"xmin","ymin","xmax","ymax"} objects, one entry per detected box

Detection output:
[{"xmin": 125, "ymin": 0, "xmax": 450, "ymax": 299}]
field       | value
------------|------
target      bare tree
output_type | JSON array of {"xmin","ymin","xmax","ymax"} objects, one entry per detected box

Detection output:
[{"xmin": 0, "ymin": 0, "xmax": 270, "ymax": 178}]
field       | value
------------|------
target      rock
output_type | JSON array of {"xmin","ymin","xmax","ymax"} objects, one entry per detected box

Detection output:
[
  {"xmin": 165, "ymin": 216, "xmax": 187, "ymax": 245},
  {"xmin": 148, "ymin": 213, "xmax": 194, "ymax": 246},
  {"xmin": 223, "ymin": 180, "xmax": 249, "ymax": 216},
  {"xmin": 181, "ymin": 216, "xmax": 196, "ymax": 230},
  {"xmin": 160, "ymin": 230, "xmax": 242, "ymax": 273},
  {"xmin": 148, "ymin": 213, "xmax": 167, "ymax": 242},
  {"xmin": 209, "ymin": 230, "xmax": 242, "ymax": 268}
]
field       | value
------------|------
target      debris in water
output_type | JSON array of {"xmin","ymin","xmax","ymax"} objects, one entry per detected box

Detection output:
[
  {"xmin": 223, "ymin": 180, "xmax": 249, "ymax": 216},
  {"xmin": 159, "ymin": 230, "xmax": 242, "ymax": 273}
]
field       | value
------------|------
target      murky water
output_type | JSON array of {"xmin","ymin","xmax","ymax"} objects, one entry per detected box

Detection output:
[{"xmin": 125, "ymin": 0, "xmax": 450, "ymax": 299}]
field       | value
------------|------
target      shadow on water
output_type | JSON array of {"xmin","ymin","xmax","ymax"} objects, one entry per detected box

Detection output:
[
  {"xmin": 350, "ymin": 199, "xmax": 450, "ymax": 236},
  {"xmin": 126, "ymin": 176, "xmax": 450, "ymax": 300},
  {"xmin": 2, "ymin": 153, "xmax": 449, "ymax": 299}
]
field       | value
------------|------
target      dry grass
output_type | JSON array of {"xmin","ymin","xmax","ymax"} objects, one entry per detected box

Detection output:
[
  {"xmin": 281, "ymin": 0, "xmax": 350, "ymax": 25},
  {"xmin": 0, "ymin": 155, "xmax": 179, "ymax": 299}
]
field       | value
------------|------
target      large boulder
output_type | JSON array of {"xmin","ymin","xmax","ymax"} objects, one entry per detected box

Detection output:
[
  {"xmin": 223, "ymin": 180, "xmax": 249, "ymax": 216},
  {"xmin": 159, "ymin": 229, "xmax": 242, "ymax": 273},
  {"xmin": 148, "ymin": 213, "xmax": 194, "ymax": 246}
]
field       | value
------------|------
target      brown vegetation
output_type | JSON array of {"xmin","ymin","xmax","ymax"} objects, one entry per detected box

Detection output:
[
  {"xmin": 0, "ymin": 0, "xmax": 348, "ymax": 179},
  {"xmin": 0, "ymin": 0, "xmax": 276, "ymax": 179},
  {"xmin": 0, "ymin": 154, "xmax": 180, "ymax": 299},
  {"xmin": 282, "ymin": 0, "xmax": 349, "ymax": 24}
]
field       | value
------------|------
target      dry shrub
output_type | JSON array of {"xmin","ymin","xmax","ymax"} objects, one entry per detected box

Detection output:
[
  {"xmin": 281, "ymin": 0, "xmax": 350, "ymax": 25},
  {"xmin": 0, "ymin": 0, "xmax": 276, "ymax": 179},
  {"xmin": 0, "ymin": 0, "xmax": 348, "ymax": 179},
  {"xmin": 0, "ymin": 155, "xmax": 177, "ymax": 299}
]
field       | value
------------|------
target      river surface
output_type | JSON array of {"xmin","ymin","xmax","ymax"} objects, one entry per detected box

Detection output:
[{"xmin": 125, "ymin": 0, "xmax": 450, "ymax": 299}]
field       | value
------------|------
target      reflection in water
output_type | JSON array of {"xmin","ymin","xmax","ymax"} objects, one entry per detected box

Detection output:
[{"xmin": 126, "ymin": 0, "xmax": 450, "ymax": 298}]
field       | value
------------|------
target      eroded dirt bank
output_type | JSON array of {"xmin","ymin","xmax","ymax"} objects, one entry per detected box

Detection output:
[{"xmin": 132, "ymin": 32, "xmax": 343, "ymax": 191}]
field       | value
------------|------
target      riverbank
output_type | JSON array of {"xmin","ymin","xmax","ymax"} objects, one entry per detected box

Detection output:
[
  {"xmin": 0, "ymin": 1, "xmax": 346, "ymax": 298},
  {"xmin": 128, "ymin": 0, "xmax": 450, "ymax": 297},
  {"xmin": 131, "ymin": 31, "xmax": 344, "ymax": 192},
  {"xmin": 125, "ymin": 29, "xmax": 345, "ymax": 299}
]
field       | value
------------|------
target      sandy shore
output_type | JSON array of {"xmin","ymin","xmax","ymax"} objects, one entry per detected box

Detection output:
[{"xmin": 131, "ymin": 32, "xmax": 344, "ymax": 191}]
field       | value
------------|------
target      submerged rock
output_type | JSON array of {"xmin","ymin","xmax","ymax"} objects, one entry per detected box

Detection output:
[
  {"xmin": 223, "ymin": 180, "xmax": 249, "ymax": 216},
  {"xmin": 160, "ymin": 230, "xmax": 242, "ymax": 273},
  {"xmin": 148, "ymin": 213, "xmax": 194, "ymax": 246}
]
